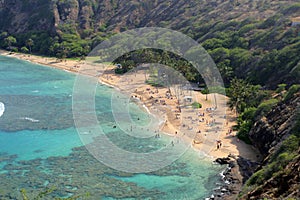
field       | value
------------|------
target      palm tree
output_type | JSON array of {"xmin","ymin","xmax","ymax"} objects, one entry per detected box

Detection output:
[
  {"xmin": 228, "ymin": 78, "xmax": 260, "ymax": 115},
  {"xmin": 26, "ymin": 38, "xmax": 34, "ymax": 54},
  {"xmin": 228, "ymin": 78, "xmax": 248, "ymax": 115}
]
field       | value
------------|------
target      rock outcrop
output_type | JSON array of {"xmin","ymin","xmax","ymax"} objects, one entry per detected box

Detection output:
[
  {"xmin": 0, "ymin": 0, "xmax": 295, "ymax": 37},
  {"xmin": 1, "ymin": 1, "xmax": 299, "ymax": 87},
  {"xmin": 245, "ymin": 148, "xmax": 300, "ymax": 199},
  {"xmin": 249, "ymin": 93, "xmax": 300, "ymax": 157},
  {"xmin": 0, "ymin": 0, "xmax": 54, "ymax": 34},
  {"xmin": 240, "ymin": 92, "xmax": 300, "ymax": 199},
  {"xmin": 212, "ymin": 155, "xmax": 260, "ymax": 200},
  {"xmin": 212, "ymin": 92, "xmax": 299, "ymax": 200}
]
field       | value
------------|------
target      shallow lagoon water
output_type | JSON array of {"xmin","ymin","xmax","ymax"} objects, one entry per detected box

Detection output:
[{"xmin": 0, "ymin": 55, "xmax": 223, "ymax": 199}]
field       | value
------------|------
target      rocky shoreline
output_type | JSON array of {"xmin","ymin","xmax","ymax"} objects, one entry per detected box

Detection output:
[{"xmin": 206, "ymin": 154, "xmax": 260, "ymax": 200}]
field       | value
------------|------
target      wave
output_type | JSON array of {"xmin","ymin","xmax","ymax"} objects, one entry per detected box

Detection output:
[
  {"xmin": 20, "ymin": 117, "xmax": 40, "ymax": 123},
  {"xmin": 0, "ymin": 102, "xmax": 5, "ymax": 117},
  {"xmin": 191, "ymin": 147, "xmax": 215, "ymax": 160},
  {"xmin": 99, "ymin": 79, "xmax": 116, "ymax": 89},
  {"xmin": 80, "ymin": 132, "xmax": 90, "ymax": 135}
]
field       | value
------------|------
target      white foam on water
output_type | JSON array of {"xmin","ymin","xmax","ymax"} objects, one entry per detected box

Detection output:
[
  {"xmin": 20, "ymin": 117, "xmax": 40, "ymax": 123},
  {"xmin": 192, "ymin": 147, "xmax": 215, "ymax": 161},
  {"xmin": 99, "ymin": 80, "xmax": 115, "ymax": 89},
  {"xmin": 0, "ymin": 102, "xmax": 5, "ymax": 117},
  {"xmin": 80, "ymin": 132, "xmax": 90, "ymax": 135}
]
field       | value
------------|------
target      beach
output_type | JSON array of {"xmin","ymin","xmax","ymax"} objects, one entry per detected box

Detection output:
[{"xmin": 0, "ymin": 50, "xmax": 259, "ymax": 162}]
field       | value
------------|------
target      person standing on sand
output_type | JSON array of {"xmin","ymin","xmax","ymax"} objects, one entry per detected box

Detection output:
[{"xmin": 216, "ymin": 140, "xmax": 222, "ymax": 150}]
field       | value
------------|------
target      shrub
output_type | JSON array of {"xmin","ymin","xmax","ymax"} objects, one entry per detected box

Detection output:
[
  {"xmin": 247, "ymin": 169, "xmax": 265, "ymax": 185},
  {"xmin": 277, "ymin": 152, "xmax": 295, "ymax": 165},
  {"xmin": 21, "ymin": 47, "xmax": 29, "ymax": 53},
  {"xmin": 256, "ymin": 98, "xmax": 278, "ymax": 116},
  {"xmin": 191, "ymin": 102, "xmax": 202, "ymax": 109},
  {"xmin": 145, "ymin": 80, "xmax": 163, "ymax": 87},
  {"xmin": 281, "ymin": 135, "xmax": 300, "ymax": 153},
  {"xmin": 240, "ymin": 107, "xmax": 258, "ymax": 121},
  {"xmin": 292, "ymin": 112, "xmax": 300, "ymax": 137},
  {"xmin": 114, "ymin": 68, "xmax": 125, "ymax": 74},
  {"xmin": 10, "ymin": 47, "xmax": 18, "ymax": 52},
  {"xmin": 275, "ymin": 83, "xmax": 287, "ymax": 93},
  {"xmin": 271, "ymin": 135, "xmax": 300, "ymax": 161},
  {"xmin": 284, "ymin": 84, "xmax": 300, "ymax": 102},
  {"xmin": 237, "ymin": 121, "xmax": 253, "ymax": 144},
  {"xmin": 238, "ymin": 24, "xmax": 256, "ymax": 35}
]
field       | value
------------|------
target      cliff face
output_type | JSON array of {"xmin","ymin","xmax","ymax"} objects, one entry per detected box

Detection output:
[
  {"xmin": 244, "ymin": 149, "xmax": 300, "ymax": 199},
  {"xmin": 241, "ymin": 92, "xmax": 300, "ymax": 199},
  {"xmin": 0, "ymin": 0, "xmax": 54, "ymax": 34},
  {"xmin": 0, "ymin": 1, "xmax": 300, "ymax": 199},
  {"xmin": 249, "ymin": 94, "xmax": 300, "ymax": 156},
  {"xmin": 1, "ymin": 0, "xmax": 299, "ymax": 87},
  {"xmin": 0, "ymin": 0, "xmax": 295, "ymax": 36}
]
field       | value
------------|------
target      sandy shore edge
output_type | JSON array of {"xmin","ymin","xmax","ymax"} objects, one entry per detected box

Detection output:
[{"xmin": 0, "ymin": 50, "xmax": 260, "ymax": 162}]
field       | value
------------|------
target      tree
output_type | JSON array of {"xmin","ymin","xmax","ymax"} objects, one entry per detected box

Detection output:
[
  {"xmin": 201, "ymin": 88, "xmax": 209, "ymax": 101},
  {"xmin": 21, "ymin": 46, "xmax": 29, "ymax": 53},
  {"xmin": 26, "ymin": 38, "xmax": 34, "ymax": 54},
  {"xmin": 217, "ymin": 59, "xmax": 234, "ymax": 85},
  {"xmin": 0, "ymin": 32, "xmax": 8, "ymax": 39},
  {"xmin": 4, "ymin": 36, "xmax": 17, "ymax": 50},
  {"xmin": 56, "ymin": 49, "xmax": 68, "ymax": 60},
  {"xmin": 228, "ymin": 78, "xmax": 261, "ymax": 115}
]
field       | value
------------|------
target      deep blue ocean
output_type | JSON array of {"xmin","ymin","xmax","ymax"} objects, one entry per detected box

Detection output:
[{"xmin": 0, "ymin": 55, "xmax": 223, "ymax": 199}]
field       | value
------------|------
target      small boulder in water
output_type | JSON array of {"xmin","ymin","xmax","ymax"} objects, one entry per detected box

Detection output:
[{"xmin": 215, "ymin": 157, "xmax": 231, "ymax": 165}]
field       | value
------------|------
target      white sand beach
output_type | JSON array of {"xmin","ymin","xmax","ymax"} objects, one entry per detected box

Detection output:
[{"xmin": 0, "ymin": 50, "xmax": 260, "ymax": 162}]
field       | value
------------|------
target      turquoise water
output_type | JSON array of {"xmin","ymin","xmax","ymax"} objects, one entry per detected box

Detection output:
[{"xmin": 0, "ymin": 55, "xmax": 223, "ymax": 199}]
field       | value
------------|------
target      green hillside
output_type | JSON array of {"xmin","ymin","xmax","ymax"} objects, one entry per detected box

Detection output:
[
  {"xmin": 0, "ymin": 0, "xmax": 299, "ymax": 87},
  {"xmin": 0, "ymin": 1, "xmax": 299, "ymax": 199}
]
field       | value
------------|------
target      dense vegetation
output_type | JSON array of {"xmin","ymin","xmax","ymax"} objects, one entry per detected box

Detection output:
[
  {"xmin": 0, "ymin": 1, "xmax": 299, "ymax": 140},
  {"xmin": 227, "ymin": 82, "xmax": 300, "ymax": 198},
  {"xmin": 0, "ymin": 0, "xmax": 299, "ymax": 88},
  {"xmin": 0, "ymin": 0, "xmax": 299, "ymax": 199},
  {"xmin": 230, "ymin": 82, "xmax": 299, "ymax": 145},
  {"xmin": 1, "ymin": 0, "xmax": 299, "ymax": 145}
]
